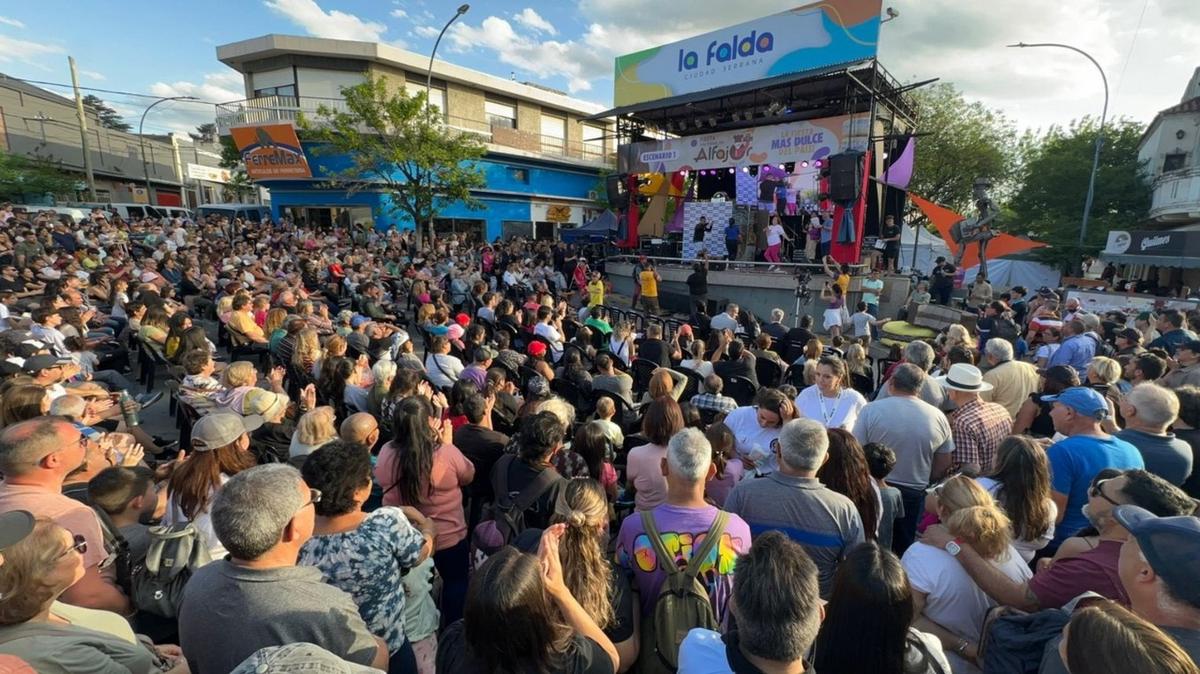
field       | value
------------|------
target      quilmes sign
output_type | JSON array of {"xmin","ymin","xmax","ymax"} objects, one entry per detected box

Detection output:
[
  {"xmin": 229, "ymin": 123, "xmax": 312, "ymax": 180},
  {"xmin": 614, "ymin": 0, "xmax": 881, "ymax": 107},
  {"xmin": 1104, "ymin": 230, "xmax": 1200, "ymax": 259}
]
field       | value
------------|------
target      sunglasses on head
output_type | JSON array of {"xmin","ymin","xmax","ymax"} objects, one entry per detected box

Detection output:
[{"xmin": 59, "ymin": 534, "xmax": 87, "ymax": 560}]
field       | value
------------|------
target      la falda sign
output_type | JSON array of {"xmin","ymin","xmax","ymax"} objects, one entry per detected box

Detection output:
[{"xmin": 613, "ymin": 0, "xmax": 882, "ymax": 107}]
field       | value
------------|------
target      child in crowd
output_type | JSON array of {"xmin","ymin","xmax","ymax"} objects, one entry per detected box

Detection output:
[
  {"xmin": 849, "ymin": 301, "xmax": 889, "ymax": 340},
  {"xmin": 864, "ymin": 442, "xmax": 904, "ymax": 551},
  {"xmin": 592, "ymin": 396, "xmax": 625, "ymax": 449},
  {"xmin": 704, "ymin": 422, "xmax": 743, "ymax": 507}
]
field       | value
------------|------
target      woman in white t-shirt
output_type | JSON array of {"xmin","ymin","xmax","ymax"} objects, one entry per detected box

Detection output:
[
  {"xmin": 976, "ymin": 436, "xmax": 1056, "ymax": 562},
  {"xmin": 163, "ymin": 412, "xmax": 258, "ymax": 559},
  {"xmin": 902, "ymin": 477, "xmax": 1032, "ymax": 671},
  {"xmin": 764, "ymin": 214, "xmax": 791, "ymax": 265},
  {"xmin": 678, "ymin": 339, "xmax": 714, "ymax": 379},
  {"xmin": 722, "ymin": 389, "xmax": 796, "ymax": 475},
  {"xmin": 794, "ymin": 356, "xmax": 867, "ymax": 430}
]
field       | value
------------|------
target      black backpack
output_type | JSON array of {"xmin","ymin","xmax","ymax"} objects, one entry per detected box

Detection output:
[
  {"xmin": 130, "ymin": 523, "xmax": 212, "ymax": 619},
  {"xmin": 470, "ymin": 454, "xmax": 559, "ymax": 567},
  {"xmin": 991, "ymin": 314, "xmax": 1020, "ymax": 344}
]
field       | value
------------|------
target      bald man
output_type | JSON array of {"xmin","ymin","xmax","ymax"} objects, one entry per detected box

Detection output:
[{"xmin": 340, "ymin": 412, "xmax": 380, "ymax": 450}]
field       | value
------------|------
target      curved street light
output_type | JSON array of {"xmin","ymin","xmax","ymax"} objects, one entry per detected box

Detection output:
[
  {"xmin": 1008, "ymin": 42, "xmax": 1109, "ymax": 254},
  {"xmin": 426, "ymin": 4, "xmax": 470, "ymax": 108},
  {"xmin": 139, "ymin": 95, "xmax": 199, "ymax": 204}
]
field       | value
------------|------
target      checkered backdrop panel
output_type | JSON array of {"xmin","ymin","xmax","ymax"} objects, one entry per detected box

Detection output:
[{"xmin": 682, "ymin": 201, "xmax": 735, "ymax": 261}]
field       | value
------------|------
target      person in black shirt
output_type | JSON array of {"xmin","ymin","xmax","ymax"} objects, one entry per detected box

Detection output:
[
  {"xmin": 495, "ymin": 412, "xmax": 567, "ymax": 531},
  {"xmin": 635, "ymin": 323, "xmax": 678, "ymax": 368},
  {"xmin": 880, "ymin": 214, "xmax": 902, "ymax": 272},
  {"xmin": 453, "ymin": 393, "xmax": 510, "ymax": 528},
  {"xmin": 713, "ymin": 333, "xmax": 759, "ymax": 387},
  {"xmin": 930, "ymin": 257, "xmax": 956, "ymax": 306},
  {"xmin": 762, "ymin": 308, "xmax": 789, "ymax": 340},
  {"xmin": 686, "ymin": 258, "xmax": 709, "ymax": 322}
]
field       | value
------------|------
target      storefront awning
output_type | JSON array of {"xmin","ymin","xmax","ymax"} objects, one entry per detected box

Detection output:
[{"xmin": 1100, "ymin": 252, "xmax": 1200, "ymax": 269}]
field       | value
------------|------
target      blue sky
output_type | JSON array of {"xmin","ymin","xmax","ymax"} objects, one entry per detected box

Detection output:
[{"xmin": 0, "ymin": 0, "xmax": 1195, "ymax": 136}]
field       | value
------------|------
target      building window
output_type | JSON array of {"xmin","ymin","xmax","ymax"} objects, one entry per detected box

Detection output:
[
  {"xmin": 541, "ymin": 114, "xmax": 566, "ymax": 155},
  {"xmin": 405, "ymin": 83, "xmax": 446, "ymax": 118},
  {"xmin": 1164, "ymin": 153, "xmax": 1187, "ymax": 172},
  {"xmin": 253, "ymin": 84, "xmax": 296, "ymax": 99},
  {"xmin": 485, "ymin": 100, "xmax": 517, "ymax": 129},
  {"xmin": 583, "ymin": 124, "xmax": 606, "ymax": 158}
]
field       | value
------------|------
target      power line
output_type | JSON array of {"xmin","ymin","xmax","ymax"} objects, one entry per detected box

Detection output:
[
  {"xmin": 1112, "ymin": 0, "xmax": 1150, "ymax": 103},
  {"xmin": 0, "ymin": 74, "xmax": 223, "ymax": 106}
]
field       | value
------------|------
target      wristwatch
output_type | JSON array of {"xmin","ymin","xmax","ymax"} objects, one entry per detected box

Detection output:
[{"xmin": 945, "ymin": 538, "xmax": 963, "ymax": 557}]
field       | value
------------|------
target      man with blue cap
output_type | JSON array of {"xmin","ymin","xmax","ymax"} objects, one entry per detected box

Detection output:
[{"xmin": 1044, "ymin": 386, "xmax": 1144, "ymax": 552}]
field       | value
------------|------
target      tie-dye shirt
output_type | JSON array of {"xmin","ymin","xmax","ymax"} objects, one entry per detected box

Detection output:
[{"xmin": 615, "ymin": 504, "xmax": 752, "ymax": 623}]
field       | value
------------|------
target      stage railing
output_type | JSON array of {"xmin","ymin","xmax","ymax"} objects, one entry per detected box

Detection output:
[{"xmin": 605, "ymin": 254, "xmax": 868, "ymax": 274}]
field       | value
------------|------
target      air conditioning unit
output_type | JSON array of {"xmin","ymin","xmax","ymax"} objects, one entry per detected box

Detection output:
[{"xmin": 588, "ymin": 190, "xmax": 599, "ymax": 200}]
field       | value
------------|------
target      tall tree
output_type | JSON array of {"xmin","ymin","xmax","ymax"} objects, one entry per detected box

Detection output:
[
  {"xmin": 1009, "ymin": 117, "xmax": 1150, "ymax": 272},
  {"xmin": 81, "ymin": 94, "xmax": 132, "ymax": 132},
  {"xmin": 0, "ymin": 150, "xmax": 78, "ymax": 201},
  {"xmin": 299, "ymin": 76, "xmax": 486, "ymax": 242},
  {"xmin": 190, "ymin": 123, "xmax": 217, "ymax": 143},
  {"xmin": 908, "ymin": 83, "xmax": 1027, "ymax": 215}
]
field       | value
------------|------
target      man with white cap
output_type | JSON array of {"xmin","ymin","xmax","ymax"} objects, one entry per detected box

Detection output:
[{"xmin": 937, "ymin": 363, "xmax": 1011, "ymax": 473}]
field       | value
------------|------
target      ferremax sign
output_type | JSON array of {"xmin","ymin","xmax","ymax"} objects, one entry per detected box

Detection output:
[{"xmin": 613, "ymin": 0, "xmax": 881, "ymax": 107}]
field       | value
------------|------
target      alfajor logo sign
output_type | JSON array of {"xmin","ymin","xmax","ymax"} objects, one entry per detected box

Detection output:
[{"xmin": 230, "ymin": 123, "xmax": 312, "ymax": 180}]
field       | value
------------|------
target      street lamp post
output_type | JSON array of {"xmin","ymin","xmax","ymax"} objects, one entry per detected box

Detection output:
[
  {"xmin": 1008, "ymin": 42, "xmax": 1109, "ymax": 256},
  {"xmin": 418, "ymin": 4, "xmax": 469, "ymax": 245},
  {"xmin": 139, "ymin": 96, "xmax": 198, "ymax": 204}
]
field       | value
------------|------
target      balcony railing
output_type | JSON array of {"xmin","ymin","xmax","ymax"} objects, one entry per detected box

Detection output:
[
  {"xmin": 1149, "ymin": 166, "xmax": 1200, "ymax": 223},
  {"xmin": 216, "ymin": 95, "xmax": 615, "ymax": 167}
]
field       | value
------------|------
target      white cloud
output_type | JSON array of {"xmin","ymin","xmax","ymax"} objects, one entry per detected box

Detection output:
[
  {"xmin": 413, "ymin": 25, "xmax": 440, "ymax": 38},
  {"xmin": 263, "ymin": 0, "xmax": 388, "ymax": 41},
  {"xmin": 390, "ymin": 8, "xmax": 407, "ymax": 19},
  {"xmin": 448, "ymin": 16, "xmax": 597, "ymax": 93},
  {"xmin": 0, "ymin": 34, "xmax": 63, "ymax": 72},
  {"xmin": 0, "ymin": 16, "xmax": 25, "ymax": 29},
  {"xmin": 80, "ymin": 70, "xmax": 106, "ymax": 82},
  {"xmin": 149, "ymin": 71, "xmax": 245, "ymax": 104},
  {"xmin": 513, "ymin": 8, "xmax": 556, "ymax": 35}
]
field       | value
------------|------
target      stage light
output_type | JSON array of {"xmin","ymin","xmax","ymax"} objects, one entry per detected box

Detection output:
[
  {"xmin": 728, "ymin": 168, "xmax": 735, "ymax": 174},
  {"xmin": 778, "ymin": 164, "xmax": 785, "ymax": 169},
  {"xmin": 814, "ymin": 160, "xmax": 823, "ymax": 168},
  {"xmin": 883, "ymin": 152, "xmax": 889, "ymax": 159},
  {"xmin": 741, "ymin": 166, "xmax": 749, "ymax": 173},
  {"xmin": 801, "ymin": 160, "xmax": 809, "ymax": 168}
]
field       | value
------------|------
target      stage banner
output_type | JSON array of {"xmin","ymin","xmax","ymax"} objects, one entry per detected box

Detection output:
[
  {"xmin": 613, "ymin": 0, "xmax": 882, "ymax": 107},
  {"xmin": 620, "ymin": 115, "xmax": 863, "ymax": 174},
  {"xmin": 230, "ymin": 123, "xmax": 312, "ymax": 180}
]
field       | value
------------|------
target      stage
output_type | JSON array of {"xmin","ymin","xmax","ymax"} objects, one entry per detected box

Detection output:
[{"xmin": 606, "ymin": 257, "xmax": 912, "ymax": 327}]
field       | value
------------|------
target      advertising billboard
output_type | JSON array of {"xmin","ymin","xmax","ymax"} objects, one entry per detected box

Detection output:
[
  {"xmin": 619, "ymin": 115, "xmax": 865, "ymax": 174},
  {"xmin": 613, "ymin": 0, "xmax": 882, "ymax": 107},
  {"xmin": 230, "ymin": 123, "xmax": 312, "ymax": 180}
]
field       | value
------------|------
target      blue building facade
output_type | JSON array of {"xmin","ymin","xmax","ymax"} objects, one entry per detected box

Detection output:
[{"xmin": 261, "ymin": 142, "xmax": 604, "ymax": 241}]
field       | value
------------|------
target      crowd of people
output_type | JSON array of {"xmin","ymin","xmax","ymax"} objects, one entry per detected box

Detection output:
[{"xmin": 0, "ymin": 203, "xmax": 1198, "ymax": 674}]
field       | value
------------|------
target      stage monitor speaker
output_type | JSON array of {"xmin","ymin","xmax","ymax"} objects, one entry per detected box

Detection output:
[
  {"xmin": 828, "ymin": 151, "xmax": 864, "ymax": 202},
  {"xmin": 605, "ymin": 174, "xmax": 626, "ymax": 205}
]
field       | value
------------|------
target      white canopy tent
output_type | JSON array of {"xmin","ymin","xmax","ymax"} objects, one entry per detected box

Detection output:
[
  {"xmin": 897, "ymin": 224, "xmax": 952, "ymax": 274},
  {"xmin": 896, "ymin": 225, "xmax": 1060, "ymax": 290}
]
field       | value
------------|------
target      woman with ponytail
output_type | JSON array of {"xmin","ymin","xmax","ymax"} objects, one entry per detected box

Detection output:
[{"xmin": 551, "ymin": 479, "xmax": 639, "ymax": 672}]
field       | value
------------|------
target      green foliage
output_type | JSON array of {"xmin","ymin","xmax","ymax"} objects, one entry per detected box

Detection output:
[
  {"xmin": 1009, "ymin": 117, "xmax": 1151, "ymax": 271},
  {"xmin": 909, "ymin": 83, "xmax": 1026, "ymax": 215},
  {"xmin": 218, "ymin": 136, "xmax": 242, "ymax": 169},
  {"xmin": 299, "ymin": 76, "xmax": 486, "ymax": 240},
  {"xmin": 191, "ymin": 123, "xmax": 217, "ymax": 143},
  {"xmin": 221, "ymin": 169, "xmax": 255, "ymax": 202},
  {"xmin": 0, "ymin": 150, "xmax": 78, "ymax": 202},
  {"xmin": 82, "ymin": 94, "xmax": 131, "ymax": 132}
]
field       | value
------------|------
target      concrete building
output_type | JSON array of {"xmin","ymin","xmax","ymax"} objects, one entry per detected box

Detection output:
[
  {"xmin": 213, "ymin": 34, "xmax": 615, "ymax": 240},
  {"xmin": 0, "ymin": 73, "xmax": 226, "ymax": 207},
  {"xmin": 1138, "ymin": 66, "xmax": 1200, "ymax": 227}
]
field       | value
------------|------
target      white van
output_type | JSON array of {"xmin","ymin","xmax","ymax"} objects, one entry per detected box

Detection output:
[
  {"xmin": 195, "ymin": 203, "xmax": 271, "ymax": 223},
  {"xmin": 72, "ymin": 203, "xmax": 191, "ymax": 222}
]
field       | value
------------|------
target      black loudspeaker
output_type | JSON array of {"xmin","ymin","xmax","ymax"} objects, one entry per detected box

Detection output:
[
  {"xmin": 828, "ymin": 151, "xmax": 864, "ymax": 202},
  {"xmin": 605, "ymin": 174, "xmax": 626, "ymax": 205}
]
